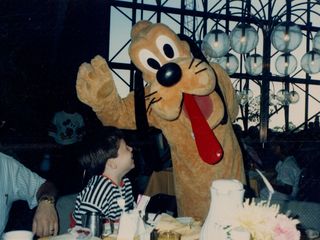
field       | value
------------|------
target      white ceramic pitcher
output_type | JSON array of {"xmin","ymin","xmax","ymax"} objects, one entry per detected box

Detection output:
[{"xmin": 200, "ymin": 179, "xmax": 244, "ymax": 240}]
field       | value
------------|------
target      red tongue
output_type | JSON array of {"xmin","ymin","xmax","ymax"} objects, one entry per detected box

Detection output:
[{"xmin": 184, "ymin": 93, "xmax": 223, "ymax": 165}]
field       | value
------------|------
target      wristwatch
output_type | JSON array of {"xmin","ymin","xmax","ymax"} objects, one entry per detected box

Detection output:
[{"xmin": 38, "ymin": 195, "xmax": 55, "ymax": 205}]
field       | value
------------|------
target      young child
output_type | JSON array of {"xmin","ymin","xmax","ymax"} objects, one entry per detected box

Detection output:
[{"xmin": 72, "ymin": 126, "xmax": 135, "ymax": 226}]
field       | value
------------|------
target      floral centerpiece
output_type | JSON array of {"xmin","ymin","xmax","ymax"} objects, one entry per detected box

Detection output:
[{"xmin": 234, "ymin": 199, "xmax": 300, "ymax": 240}]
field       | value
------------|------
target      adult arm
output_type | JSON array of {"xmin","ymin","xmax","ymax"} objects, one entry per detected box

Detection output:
[
  {"xmin": 33, "ymin": 181, "xmax": 58, "ymax": 237},
  {"xmin": 1, "ymin": 153, "xmax": 59, "ymax": 237}
]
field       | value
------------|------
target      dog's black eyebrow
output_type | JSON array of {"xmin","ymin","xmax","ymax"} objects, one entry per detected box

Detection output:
[
  {"xmin": 188, "ymin": 57, "xmax": 195, "ymax": 69},
  {"xmin": 195, "ymin": 60, "xmax": 204, "ymax": 67},
  {"xmin": 195, "ymin": 68, "xmax": 207, "ymax": 75}
]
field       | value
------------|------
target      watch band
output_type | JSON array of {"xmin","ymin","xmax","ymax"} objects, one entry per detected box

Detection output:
[{"xmin": 38, "ymin": 195, "xmax": 55, "ymax": 205}]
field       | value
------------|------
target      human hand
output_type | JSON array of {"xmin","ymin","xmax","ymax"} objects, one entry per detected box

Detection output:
[{"xmin": 32, "ymin": 200, "xmax": 58, "ymax": 237}]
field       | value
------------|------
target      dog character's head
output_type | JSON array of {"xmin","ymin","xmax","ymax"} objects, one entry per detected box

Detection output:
[
  {"xmin": 129, "ymin": 21, "xmax": 219, "ymax": 120},
  {"xmin": 129, "ymin": 21, "xmax": 238, "ymax": 164}
]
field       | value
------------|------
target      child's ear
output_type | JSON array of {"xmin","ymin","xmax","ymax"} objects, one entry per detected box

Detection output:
[{"xmin": 107, "ymin": 159, "xmax": 117, "ymax": 169}]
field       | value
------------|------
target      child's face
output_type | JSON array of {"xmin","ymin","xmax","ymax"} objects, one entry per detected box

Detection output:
[{"xmin": 116, "ymin": 139, "xmax": 134, "ymax": 173}]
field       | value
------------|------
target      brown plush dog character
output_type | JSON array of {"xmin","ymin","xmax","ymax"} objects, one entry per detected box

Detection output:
[{"xmin": 76, "ymin": 20, "xmax": 245, "ymax": 220}]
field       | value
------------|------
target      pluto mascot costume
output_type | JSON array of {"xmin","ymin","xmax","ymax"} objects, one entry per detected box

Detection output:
[{"xmin": 76, "ymin": 20, "xmax": 245, "ymax": 220}]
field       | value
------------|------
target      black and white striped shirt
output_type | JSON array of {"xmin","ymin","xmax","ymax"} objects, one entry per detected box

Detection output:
[{"xmin": 72, "ymin": 175, "xmax": 134, "ymax": 225}]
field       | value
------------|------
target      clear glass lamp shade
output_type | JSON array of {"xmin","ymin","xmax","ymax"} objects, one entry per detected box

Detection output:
[
  {"xmin": 275, "ymin": 53, "xmax": 297, "ymax": 76},
  {"xmin": 201, "ymin": 29, "xmax": 230, "ymax": 58},
  {"xmin": 276, "ymin": 89, "xmax": 291, "ymax": 105},
  {"xmin": 230, "ymin": 24, "xmax": 258, "ymax": 54},
  {"xmin": 301, "ymin": 50, "xmax": 320, "ymax": 74},
  {"xmin": 218, "ymin": 53, "xmax": 239, "ymax": 75},
  {"xmin": 313, "ymin": 30, "xmax": 320, "ymax": 52},
  {"xmin": 245, "ymin": 54, "xmax": 263, "ymax": 76},
  {"xmin": 271, "ymin": 22, "xmax": 302, "ymax": 53},
  {"xmin": 289, "ymin": 90, "xmax": 299, "ymax": 104},
  {"xmin": 276, "ymin": 89, "xmax": 287, "ymax": 101}
]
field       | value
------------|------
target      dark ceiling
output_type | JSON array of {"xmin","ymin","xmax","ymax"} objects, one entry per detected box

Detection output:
[{"xmin": 0, "ymin": 0, "xmax": 108, "ymax": 140}]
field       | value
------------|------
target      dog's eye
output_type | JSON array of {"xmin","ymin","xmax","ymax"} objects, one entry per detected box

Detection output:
[
  {"xmin": 147, "ymin": 58, "xmax": 161, "ymax": 70},
  {"xmin": 156, "ymin": 35, "xmax": 179, "ymax": 60},
  {"xmin": 139, "ymin": 49, "xmax": 162, "ymax": 73},
  {"xmin": 163, "ymin": 44, "xmax": 174, "ymax": 58}
]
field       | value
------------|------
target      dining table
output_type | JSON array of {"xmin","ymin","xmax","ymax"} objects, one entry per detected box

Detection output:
[
  {"xmin": 38, "ymin": 229, "xmax": 318, "ymax": 240},
  {"xmin": 38, "ymin": 212, "xmax": 202, "ymax": 240},
  {"xmin": 38, "ymin": 169, "xmax": 316, "ymax": 240}
]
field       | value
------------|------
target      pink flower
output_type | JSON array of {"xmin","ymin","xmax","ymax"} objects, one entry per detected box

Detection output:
[{"xmin": 273, "ymin": 214, "xmax": 300, "ymax": 240}]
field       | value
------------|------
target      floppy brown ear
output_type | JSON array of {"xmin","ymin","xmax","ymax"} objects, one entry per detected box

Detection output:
[
  {"xmin": 211, "ymin": 63, "xmax": 239, "ymax": 122},
  {"xmin": 131, "ymin": 20, "xmax": 152, "ymax": 39}
]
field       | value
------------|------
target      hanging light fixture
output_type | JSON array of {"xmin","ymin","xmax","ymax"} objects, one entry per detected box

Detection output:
[
  {"xmin": 275, "ymin": 88, "xmax": 299, "ymax": 105},
  {"xmin": 201, "ymin": 29, "xmax": 230, "ymax": 58},
  {"xmin": 275, "ymin": 53, "xmax": 297, "ymax": 76},
  {"xmin": 289, "ymin": 90, "xmax": 299, "ymax": 104},
  {"xmin": 313, "ymin": 30, "xmax": 320, "ymax": 52},
  {"xmin": 245, "ymin": 53, "xmax": 263, "ymax": 76},
  {"xmin": 271, "ymin": 22, "xmax": 302, "ymax": 53},
  {"xmin": 301, "ymin": 50, "xmax": 320, "ymax": 74},
  {"xmin": 217, "ymin": 53, "xmax": 239, "ymax": 75},
  {"xmin": 230, "ymin": 23, "xmax": 259, "ymax": 54},
  {"xmin": 276, "ymin": 89, "xmax": 291, "ymax": 106}
]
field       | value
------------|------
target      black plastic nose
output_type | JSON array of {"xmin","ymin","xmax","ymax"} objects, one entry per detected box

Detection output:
[{"xmin": 156, "ymin": 62, "xmax": 182, "ymax": 87}]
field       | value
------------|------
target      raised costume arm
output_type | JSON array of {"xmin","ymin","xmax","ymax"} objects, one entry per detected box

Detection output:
[{"xmin": 76, "ymin": 55, "xmax": 136, "ymax": 129}]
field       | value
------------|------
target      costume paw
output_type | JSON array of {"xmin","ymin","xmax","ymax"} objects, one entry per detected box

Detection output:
[{"xmin": 76, "ymin": 55, "xmax": 115, "ymax": 112}]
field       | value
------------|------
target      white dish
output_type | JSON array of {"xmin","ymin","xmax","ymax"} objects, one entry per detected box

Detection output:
[{"xmin": 2, "ymin": 230, "xmax": 34, "ymax": 240}]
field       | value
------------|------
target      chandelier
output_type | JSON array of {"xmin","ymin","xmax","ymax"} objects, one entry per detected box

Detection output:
[
  {"xmin": 202, "ymin": 20, "xmax": 320, "ymax": 78},
  {"xmin": 198, "ymin": 0, "xmax": 320, "ymax": 139}
]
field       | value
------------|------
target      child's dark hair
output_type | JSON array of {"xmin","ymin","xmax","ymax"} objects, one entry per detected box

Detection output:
[{"xmin": 79, "ymin": 126, "xmax": 125, "ymax": 175}]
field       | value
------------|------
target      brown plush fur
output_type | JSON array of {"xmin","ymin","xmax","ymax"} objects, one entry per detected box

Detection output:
[{"xmin": 76, "ymin": 21, "xmax": 245, "ymax": 220}]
